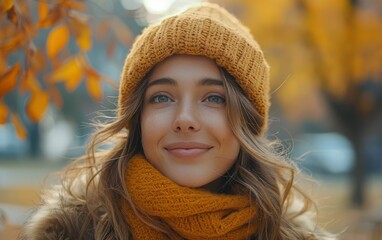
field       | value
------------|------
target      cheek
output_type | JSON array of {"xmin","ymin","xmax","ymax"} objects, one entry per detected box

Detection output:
[
  {"xmin": 204, "ymin": 111, "xmax": 240, "ymax": 152},
  {"xmin": 205, "ymin": 111, "xmax": 232, "ymax": 136},
  {"xmin": 141, "ymin": 109, "xmax": 170, "ymax": 145},
  {"xmin": 221, "ymin": 133, "xmax": 240, "ymax": 158}
]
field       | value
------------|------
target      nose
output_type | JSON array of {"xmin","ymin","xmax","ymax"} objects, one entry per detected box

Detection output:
[{"xmin": 172, "ymin": 102, "xmax": 201, "ymax": 133}]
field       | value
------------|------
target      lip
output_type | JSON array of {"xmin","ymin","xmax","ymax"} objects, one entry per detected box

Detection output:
[{"xmin": 164, "ymin": 142, "xmax": 212, "ymax": 158}]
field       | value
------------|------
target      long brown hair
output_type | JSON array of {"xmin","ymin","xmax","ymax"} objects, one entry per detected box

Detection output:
[
  {"xmin": 55, "ymin": 63, "xmax": 331, "ymax": 239},
  {"xmin": 222, "ymin": 68, "xmax": 324, "ymax": 239}
]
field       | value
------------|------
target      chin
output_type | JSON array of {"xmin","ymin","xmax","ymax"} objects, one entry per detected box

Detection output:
[
  {"xmin": 169, "ymin": 175, "xmax": 209, "ymax": 188},
  {"xmin": 171, "ymin": 174, "xmax": 222, "ymax": 190},
  {"xmin": 173, "ymin": 179, "xmax": 206, "ymax": 188}
]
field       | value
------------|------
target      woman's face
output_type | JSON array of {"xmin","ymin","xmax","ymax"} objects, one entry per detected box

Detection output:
[{"xmin": 140, "ymin": 55, "xmax": 240, "ymax": 189}]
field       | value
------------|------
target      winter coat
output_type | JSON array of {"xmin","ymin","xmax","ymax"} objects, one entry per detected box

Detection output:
[{"xmin": 19, "ymin": 178, "xmax": 105, "ymax": 240}]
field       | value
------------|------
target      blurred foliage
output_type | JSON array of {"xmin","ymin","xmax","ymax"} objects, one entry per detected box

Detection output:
[
  {"xmin": 227, "ymin": 0, "xmax": 382, "ymax": 120},
  {"xmin": 221, "ymin": 0, "xmax": 382, "ymax": 206},
  {"xmin": 0, "ymin": 0, "xmax": 133, "ymax": 139},
  {"xmin": 0, "ymin": 0, "xmax": 380, "ymax": 207}
]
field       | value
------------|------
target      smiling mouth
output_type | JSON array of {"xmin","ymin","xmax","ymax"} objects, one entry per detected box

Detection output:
[{"xmin": 165, "ymin": 142, "xmax": 212, "ymax": 158}]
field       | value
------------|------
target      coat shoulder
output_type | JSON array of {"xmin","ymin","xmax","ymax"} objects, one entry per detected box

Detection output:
[{"xmin": 19, "ymin": 185, "xmax": 94, "ymax": 240}]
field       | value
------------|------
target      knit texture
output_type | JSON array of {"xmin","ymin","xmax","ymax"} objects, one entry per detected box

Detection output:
[
  {"xmin": 123, "ymin": 155, "xmax": 258, "ymax": 239},
  {"xmin": 118, "ymin": 3, "xmax": 270, "ymax": 134}
]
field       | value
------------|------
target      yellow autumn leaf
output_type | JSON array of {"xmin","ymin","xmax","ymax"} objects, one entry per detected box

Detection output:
[
  {"xmin": 70, "ymin": 18, "xmax": 92, "ymax": 51},
  {"xmin": 86, "ymin": 69, "xmax": 102, "ymax": 101},
  {"xmin": 0, "ymin": 101, "xmax": 9, "ymax": 124},
  {"xmin": 1, "ymin": 0, "xmax": 13, "ymax": 12},
  {"xmin": 0, "ymin": 62, "xmax": 21, "ymax": 98},
  {"xmin": 62, "ymin": 1, "xmax": 86, "ymax": 10},
  {"xmin": 51, "ymin": 56, "xmax": 83, "ymax": 91},
  {"xmin": 20, "ymin": 70, "xmax": 41, "ymax": 93},
  {"xmin": 0, "ymin": 56, "xmax": 6, "ymax": 77},
  {"xmin": 38, "ymin": 0, "xmax": 49, "ymax": 21},
  {"xmin": 65, "ymin": 74, "xmax": 83, "ymax": 91},
  {"xmin": 26, "ymin": 91, "xmax": 50, "ymax": 122},
  {"xmin": 46, "ymin": 24, "xmax": 70, "ymax": 59},
  {"xmin": 76, "ymin": 24, "xmax": 92, "ymax": 51},
  {"xmin": 38, "ymin": 7, "xmax": 61, "ymax": 28},
  {"xmin": 0, "ymin": 32, "xmax": 25, "ymax": 54},
  {"xmin": 11, "ymin": 114, "xmax": 27, "ymax": 139}
]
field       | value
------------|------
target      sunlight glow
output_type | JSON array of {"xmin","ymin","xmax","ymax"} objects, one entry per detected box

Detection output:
[
  {"xmin": 121, "ymin": 0, "xmax": 142, "ymax": 10},
  {"xmin": 142, "ymin": 0, "xmax": 177, "ymax": 14}
]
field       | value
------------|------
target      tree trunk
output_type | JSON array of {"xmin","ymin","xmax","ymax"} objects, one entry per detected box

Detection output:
[
  {"xmin": 323, "ymin": 90, "xmax": 367, "ymax": 207},
  {"xmin": 348, "ymin": 131, "xmax": 366, "ymax": 207}
]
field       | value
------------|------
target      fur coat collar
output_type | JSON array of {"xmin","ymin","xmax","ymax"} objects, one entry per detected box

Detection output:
[{"xmin": 19, "ymin": 179, "xmax": 108, "ymax": 240}]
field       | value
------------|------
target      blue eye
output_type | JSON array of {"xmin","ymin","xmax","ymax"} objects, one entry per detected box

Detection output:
[
  {"xmin": 204, "ymin": 95, "xmax": 225, "ymax": 104},
  {"xmin": 151, "ymin": 94, "xmax": 173, "ymax": 103}
]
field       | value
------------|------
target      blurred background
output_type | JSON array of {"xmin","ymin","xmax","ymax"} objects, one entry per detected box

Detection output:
[{"xmin": 0, "ymin": 0, "xmax": 381, "ymax": 239}]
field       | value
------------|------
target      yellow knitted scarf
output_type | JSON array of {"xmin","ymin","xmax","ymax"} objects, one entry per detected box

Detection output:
[{"xmin": 123, "ymin": 155, "xmax": 258, "ymax": 239}]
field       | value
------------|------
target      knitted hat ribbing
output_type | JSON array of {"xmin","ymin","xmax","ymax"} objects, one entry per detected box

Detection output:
[{"xmin": 119, "ymin": 3, "xmax": 270, "ymax": 133}]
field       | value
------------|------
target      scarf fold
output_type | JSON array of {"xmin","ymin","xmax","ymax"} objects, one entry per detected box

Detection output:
[{"xmin": 122, "ymin": 155, "xmax": 258, "ymax": 239}]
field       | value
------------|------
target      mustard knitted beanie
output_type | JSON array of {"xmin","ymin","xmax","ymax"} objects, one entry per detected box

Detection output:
[{"xmin": 119, "ymin": 3, "xmax": 270, "ymax": 133}]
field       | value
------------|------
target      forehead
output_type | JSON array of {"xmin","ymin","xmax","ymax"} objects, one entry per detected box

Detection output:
[{"xmin": 148, "ymin": 55, "xmax": 222, "ymax": 82}]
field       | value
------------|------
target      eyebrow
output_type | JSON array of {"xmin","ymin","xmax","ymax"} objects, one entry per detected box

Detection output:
[
  {"xmin": 147, "ymin": 78, "xmax": 176, "ymax": 88},
  {"xmin": 198, "ymin": 78, "xmax": 223, "ymax": 86},
  {"xmin": 147, "ymin": 77, "xmax": 223, "ymax": 88}
]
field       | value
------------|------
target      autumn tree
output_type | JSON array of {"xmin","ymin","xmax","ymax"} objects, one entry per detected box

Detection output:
[
  {"xmin": 222, "ymin": 0, "xmax": 382, "ymax": 206},
  {"xmin": 301, "ymin": 0, "xmax": 382, "ymax": 207},
  {"xmin": 0, "ymin": 0, "xmax": 133, "ymax": 141}
]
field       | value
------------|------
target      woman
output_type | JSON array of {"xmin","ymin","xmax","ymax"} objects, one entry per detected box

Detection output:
[{"xmin": 21, "ymin": 3, "xmax": 334, "ymax": 239}]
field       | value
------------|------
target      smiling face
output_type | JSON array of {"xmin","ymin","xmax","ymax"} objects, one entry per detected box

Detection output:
[{"xmin": 140, "ymin": 55, "xmax": 240, "ymax": 189}]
